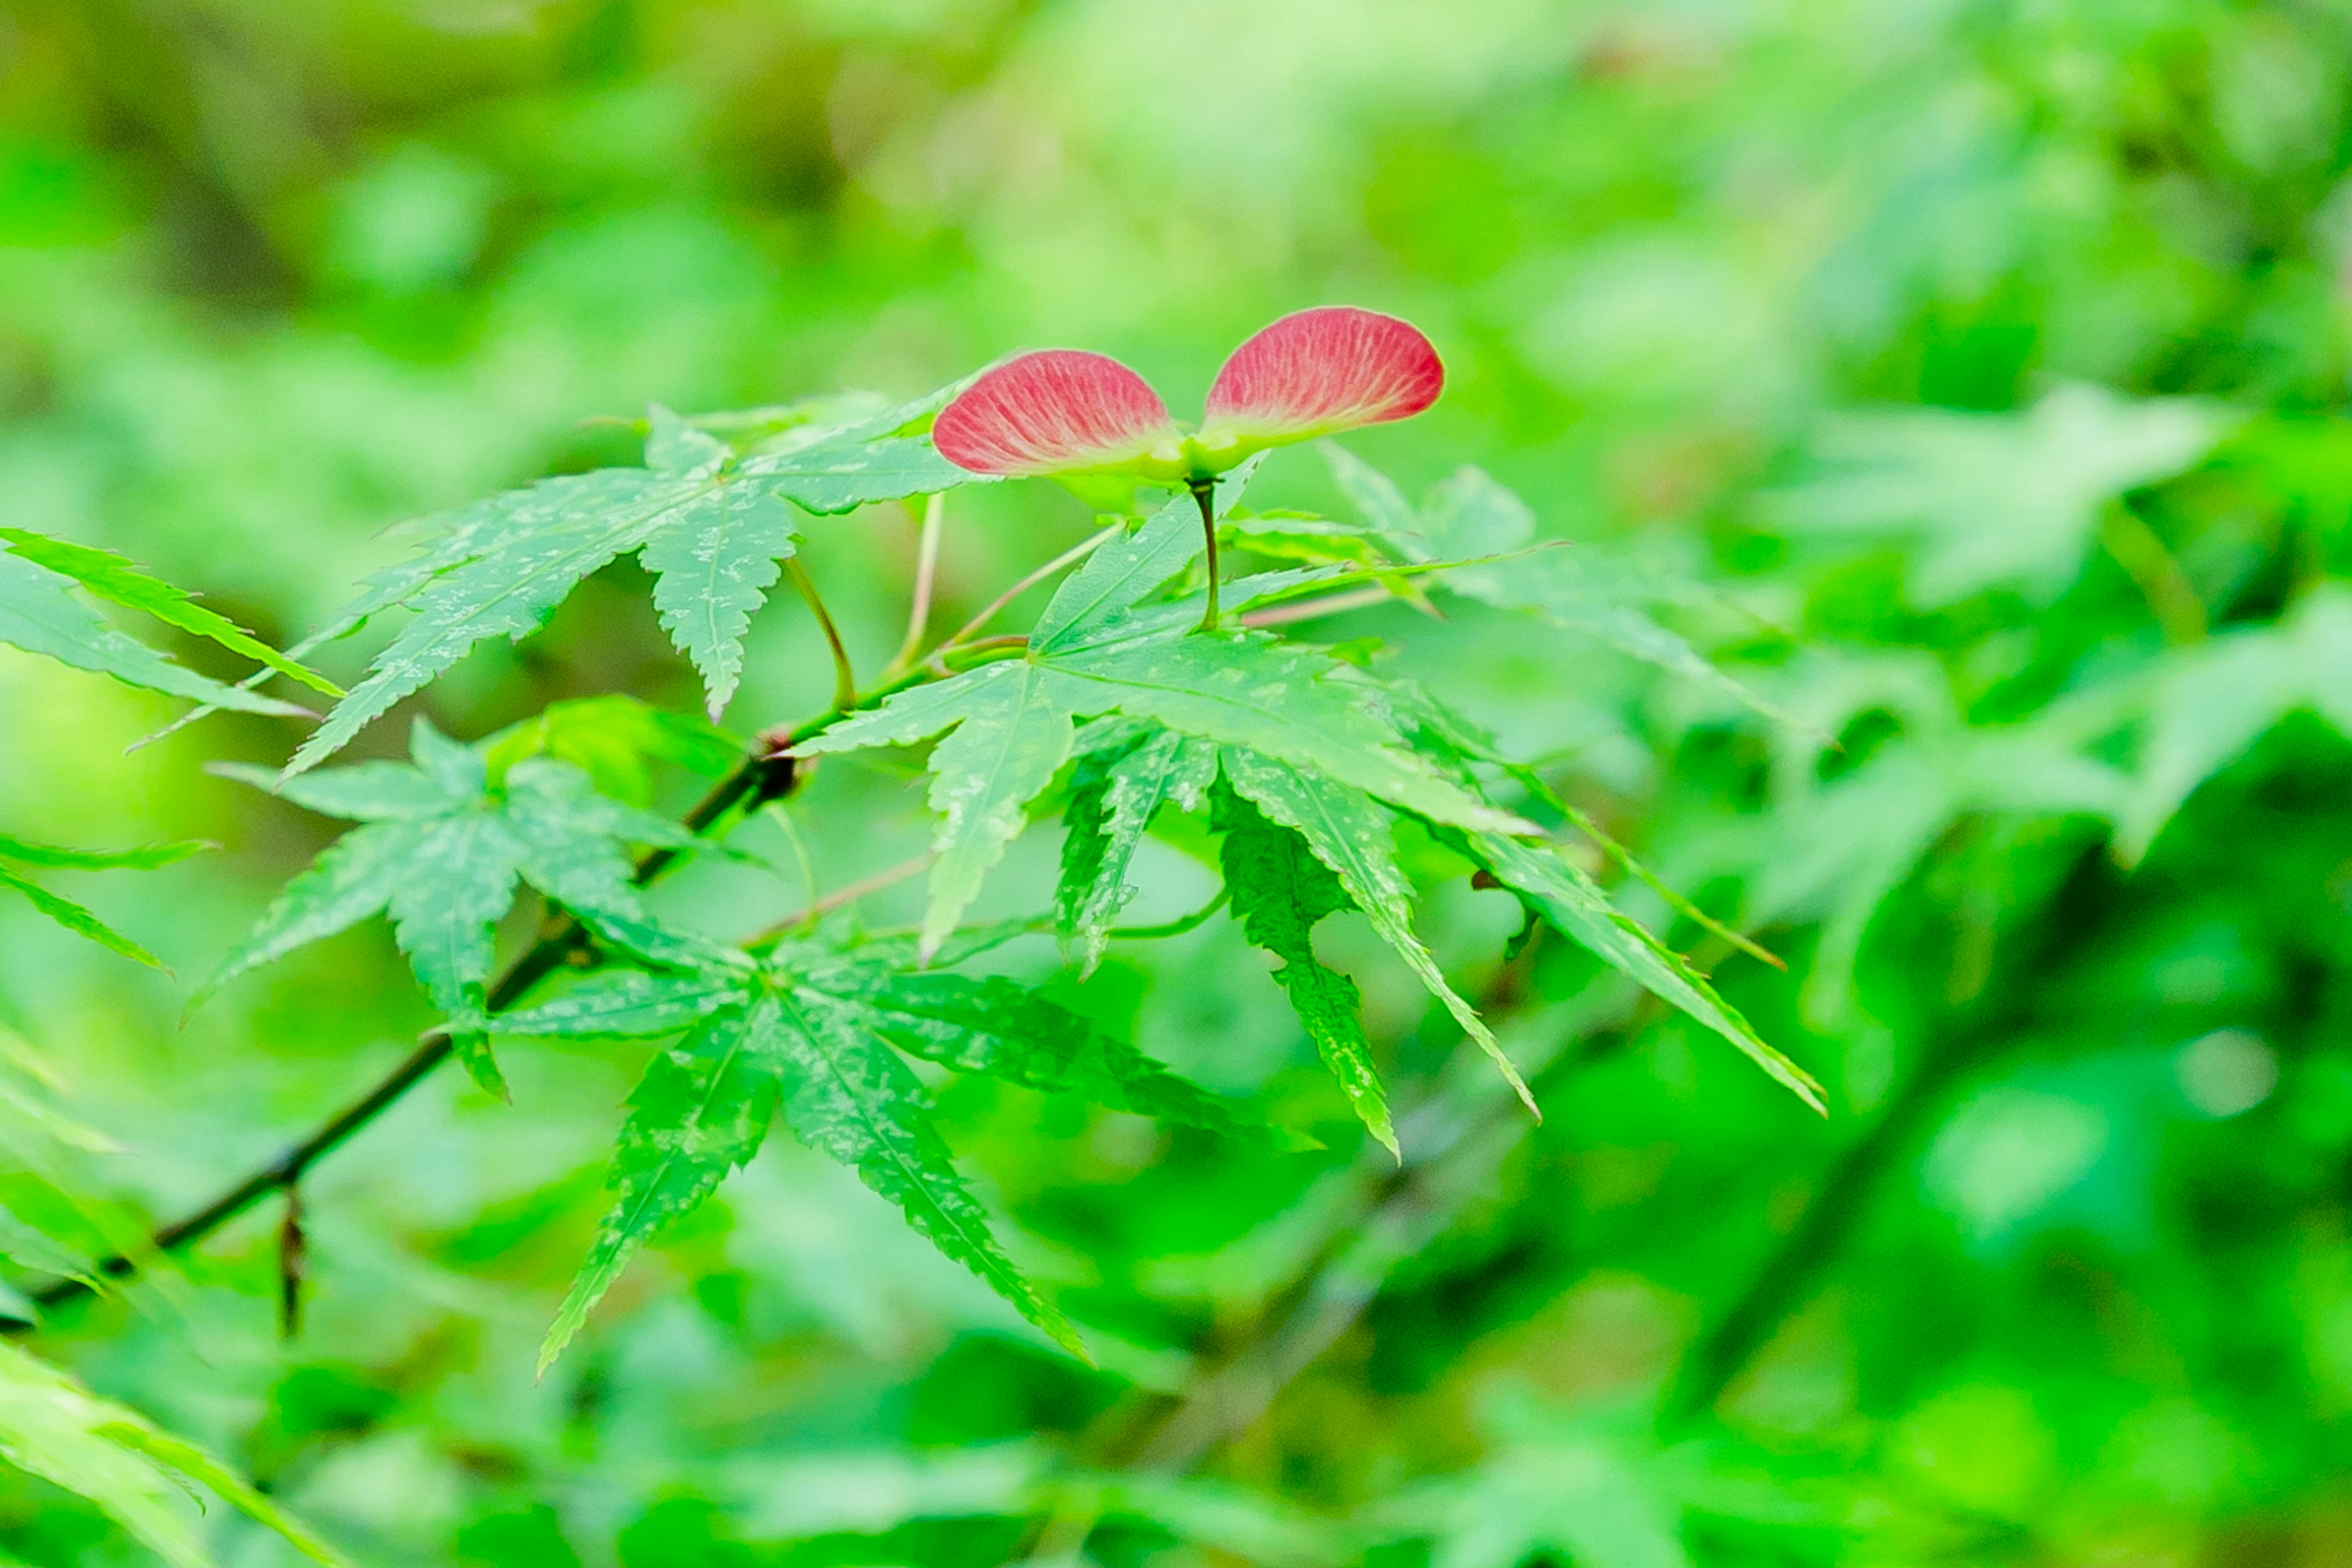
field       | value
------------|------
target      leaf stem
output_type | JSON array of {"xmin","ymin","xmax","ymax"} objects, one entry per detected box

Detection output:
[
  {"xmin": 785, "ymin": 559, "xmax": 859, "ymax": 712},
  {"xmin": 934, "ymin": 522, "xmax": 1123, "ymax": 656},
  {"xmin": 1108, "ymin": 889, "xmax": 1229, "ymax": 940},
  {"xmin": 888, "ymin": 492, "xmax": 947, "ymax": 677},
  {"xmin": 1191, "ymin": 479, "xmax": 1220, "ymax": 632},
  {"xmin": 1238, "ymin": 585, "xmax": 1393, "ymax": 629},
  {"xmin": 743, "ymin": 852, "xmax": 935, "ymax": 949}
]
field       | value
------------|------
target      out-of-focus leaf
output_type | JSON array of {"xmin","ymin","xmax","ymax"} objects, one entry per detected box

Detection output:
[
  {"xmin": 0, "ymin": 527, "xmax": 342, "ymax": 695},
  {"xmin": 2117, "ymin": 586, "xmax": 2352, "ymax": 861},
  {"xmin": 1763, "ymin": 383, "xmax": 2226, "ymax": 605},
  {"xmin": 0, "ymin": 550, "xmax": 307, "ymax": 717},
  {"xmin": 0, "ymin": 865, "xmax": 165, "ymax": 968},
  {"xmin": 0, "ymin": 834, "xmax": 207, "ymax": 871},
  {"xmin": 0, "ymin": 1341, "xmax": 350, "ymax": 1568}
]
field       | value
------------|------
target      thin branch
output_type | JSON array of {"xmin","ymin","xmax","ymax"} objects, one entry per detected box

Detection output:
[
  {"xmin": 889, "ymin": 492, "xmax": 947, "ymax": 676},
  {"xmin": 936, "ymin": 522, "xmax": 1123, "ymax": 654}
]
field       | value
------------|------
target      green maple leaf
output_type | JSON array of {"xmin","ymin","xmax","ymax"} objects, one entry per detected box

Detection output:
[
  {"xmin": 1218, "ymin": 747, "xmax": 1539, "ymax": 1120},
  {"xmin": 282, "ymin": 396, "xmax": 978, "ymax": 774},
  {"xmin": 200, "ymin": 718, "xmax": 716, "ymax": 1096},
  {"xmin": 1056, "ymin": 720, "xmax": 1218, "ymax": 975},
  {"xmin": 1381, "ymin": 676, "xmax": 1822, "ymax": 1108},
  {"xmin": 497, "ymin": 933, "xmax": 1289, "ymax": 1367},
  {"xmin": 1212, "ymin": 780, "xmax": 1398, "ymax": 1157},
  {"xmin": 797, "ymin": 495, "xmax": 1532, "ymax": 960}
]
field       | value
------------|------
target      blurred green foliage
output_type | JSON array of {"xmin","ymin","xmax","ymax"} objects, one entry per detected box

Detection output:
[{"xmin": 6, "ymin": 0, "xmax": 2352, "ymax": 1564}]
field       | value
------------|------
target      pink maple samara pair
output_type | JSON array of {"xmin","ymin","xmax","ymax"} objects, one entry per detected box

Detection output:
[{"xmin": 932, "ymin": 306, "xmax": 1443, "ymax": 486}]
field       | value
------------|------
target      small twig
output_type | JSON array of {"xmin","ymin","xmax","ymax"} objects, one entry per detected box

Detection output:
[
  {"xmin": 2098, "ymin": 502, "xmax": 2207, "ymax": 645},
  {"xmin": 888, "ymin": 493, "xmax": 947, "ymax": 676},
  {"xmin": 937, "ymin": 522, "xmax": 1123, "ymax": 654},
  {"xmin": 277, "ymin": 1185, "xmax": 305, "ymax": 1340},
  {"xmin": 785, "ymin": 559, "xmax": 859, "ymax": 712}
]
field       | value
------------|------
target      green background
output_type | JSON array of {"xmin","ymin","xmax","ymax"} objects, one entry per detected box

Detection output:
[{"xmin": 4, "ymin": 0, "xmax": 2351, "ymax": 1562}]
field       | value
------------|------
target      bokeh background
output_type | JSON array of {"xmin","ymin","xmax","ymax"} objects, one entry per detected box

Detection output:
[{"xmin": 5, "ymin": 0, "xmax": 2352, "ymax": 1562}]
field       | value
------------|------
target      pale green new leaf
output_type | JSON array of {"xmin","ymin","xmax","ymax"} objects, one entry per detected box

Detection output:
[
  {"xmin": 1212, "ymin": 781, "xmax": 1396, "ymax": 1157},
  {"xmin": 0, "ymin": 527, "xmax": 341, "ymax": 695},
  {"xmin": 0, "ymin": 551, "xmax": 306, "ymax": 717},
  {"xmin": 1220, "ymin": 748, "xmax": 1537, "ymax": 1118},
  {"xmin": 0, "ymin": 1341, "xmax": 349, "ymax": 1568}
]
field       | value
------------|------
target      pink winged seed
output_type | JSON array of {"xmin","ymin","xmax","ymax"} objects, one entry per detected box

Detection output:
[
  {"xmin": 932, "ymin": 350, "xmax": 1178, "ymax": 477},
  {"xmin": 1204, "ymin": 307, "xmax": 1444, "ymax": 441}
]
